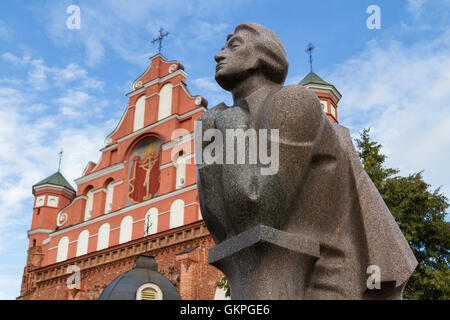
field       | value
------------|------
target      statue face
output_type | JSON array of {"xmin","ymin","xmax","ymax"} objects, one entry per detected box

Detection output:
[{"xmin": 214, "ymin": 29, "xmax": 258, "ymax": 91}]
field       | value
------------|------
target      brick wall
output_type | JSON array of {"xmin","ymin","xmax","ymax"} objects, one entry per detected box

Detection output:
[{"xmin": 19, "ymin": 234, "xmax": 223, "ymax": 300}]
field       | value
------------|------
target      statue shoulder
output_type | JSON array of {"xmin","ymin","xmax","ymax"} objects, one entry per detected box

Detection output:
[
  {"xmin": 272, "ymin": 85, "xmax": 322, "ymax": 113},
  {"xmin": 198, "ymin": 103, "xmax": 228, "ymax": 128},
  {"xmin": 264, "ymin": 85, "xmax": 324, "ymax": 142}
]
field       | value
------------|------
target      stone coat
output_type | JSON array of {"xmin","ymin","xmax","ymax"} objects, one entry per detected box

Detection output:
[{"xmin": 196, "ymin": 84, "xmax": 417, "ymax": 299}]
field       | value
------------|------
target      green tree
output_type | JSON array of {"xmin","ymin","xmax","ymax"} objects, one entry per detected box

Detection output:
[
  {"xmin": 355, "ymin": 128, "xmax": 450, "ymax": 300},
  {"xmin": 215, "ymin": 275, "xmax": 230, "ymax": 298}
]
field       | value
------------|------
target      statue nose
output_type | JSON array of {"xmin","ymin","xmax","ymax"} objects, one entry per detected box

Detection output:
[{"xmin": 215, "ymin": 50, "xmax": 225, "ymax": 63}]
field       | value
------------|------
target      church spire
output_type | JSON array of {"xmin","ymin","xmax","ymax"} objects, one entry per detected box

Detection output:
[
  {"xmin": 305, "ymin": 42, "xmax": 315, "ymax": 72},
  {"xmin": 299, "ymin": 43, "xmax": 342, "ymax": 124},
  {"xmin": 58, "ymin": 149, "xmax": 63, "ymax": 172},
  {"xmin": 152, "ymin": 28, "xmax": 169, "ymax": 55}
]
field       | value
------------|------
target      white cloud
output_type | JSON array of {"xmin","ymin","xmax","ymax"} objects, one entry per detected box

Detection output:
[
  {"xmin": 0, "ymin": 267, "xmax": 22, "ymax": 300},
  {"xmin": 408, "ymin": 0, "xmax": 428, "ymax": 16},
  {"xmin": 56, "ymin": 63, "xmax": 88, "ymax": 83},
  {"xmin": 33, "ymin": 0, "xmax": 248, "ymax": 67},
  {"xmin": 327, "ymin": 30, "xmax": 450, "ymax": 199},
  {"xmin": 192, "ymin": 77, "xmax": 232, "ymax": 107},
  {"xmin": 1, "ymin": 52, "xmax": 106, "ymax": 94},
  {"xmin": 57, "ymin": 90, "xmax": 91, "ymax": 107},
  {"xmin": 1, "ymin": 52, "xmax": 22, "ymax": 64},
  {"xmin": 0, "ymin": 54, "xmax": 116, "ymax": 299},
  {"xmin": 28, "ymin": 59, "xmax": 51, "ymax": 90},
  {"xmin": 193, "ymin": 77, "xmax": 222, "ymax": 92},
  {"xmin": 0, "ymin": 20, "xmax": 12, "ymax": 40},
  {"xmin": 85, "ymin": 34, "xmax": 106, "ymax": 67}
]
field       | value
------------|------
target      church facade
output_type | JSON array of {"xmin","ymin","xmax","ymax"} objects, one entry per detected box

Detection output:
[{"xmin": 18, "ymin": 54, "xmax": 341, "ymax": 300}]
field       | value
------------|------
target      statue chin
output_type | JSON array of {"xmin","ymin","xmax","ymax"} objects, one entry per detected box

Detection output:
[
  {"xmin": 215, "ymin": 66, "xmax": 263, "ymax": 95},
  {"xmin": 214, "ymin": 73, "xmax": 234, "ymax": 92}
]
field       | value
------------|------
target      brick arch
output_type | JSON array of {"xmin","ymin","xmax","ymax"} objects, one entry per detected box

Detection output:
[
  {"xmin": 133, "ymin": 94, "xmax": 147, "ymax": 132},
  {"xmin": 157, "ymin": 82, "xmax": 173, "ymax": 121},
  {"xmin": 123, "ymin": 132, "xmax": 165, "ymax": 164},
  {"xmin": 97, "ymin": 223, "xmax": 110, "ymax": 250},
  {"xmin": 102, "ymin": 177, "xmax": 114, "ymax": 188},
  {"xmin": 131, "ymin": 92, "xmax": 146, "ymax": 106},
  {"xmin": 174, "ymin": 151, "xmax": 186, "ymax": 189},
  {"xmin": 82, "ymin": 184, "xmax": 94, "ymax": 196},
  {"xmin": 170, "ymin": 199, "xmax": 184, "ymax": 229},
  {"xmin": 103, "ymin": 178, "xmax": 115, "ymax": 214},
  {"xmin": 56, "ymin": 236, "xmax": 69, "ymax": 262},
  {"xmin": 83, "ymin": 185, "xmax": 95, "ymax": 221},
  {"xmin": 76, "ymin": 229, "xmax": 89, "ymax": 257},
  {"xmin": 119, "ymin": 215, "xmax": 133, "ymax": 244}
]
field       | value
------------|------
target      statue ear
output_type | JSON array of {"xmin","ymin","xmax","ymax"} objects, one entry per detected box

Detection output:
[{"xmin": 248, "ymin": 55, "xmax": 261, "ymax": 73}]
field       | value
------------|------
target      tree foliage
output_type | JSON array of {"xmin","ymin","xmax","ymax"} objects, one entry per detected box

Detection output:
[
  {"xmin": 214, "ymin": 128, "xmax": 449, "ymax": 299},
  {"xmin": 215, "ymin": 275, "xmax": 230, "ymax": 298},
  {"xmin": 356, "ymin": 128, "xmax": 449, "ymax": 300}
]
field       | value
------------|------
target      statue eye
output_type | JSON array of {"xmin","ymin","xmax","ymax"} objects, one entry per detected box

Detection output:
[{"xmin": 228, "ymin": 41, "xmax": 239, "ymax": 49}]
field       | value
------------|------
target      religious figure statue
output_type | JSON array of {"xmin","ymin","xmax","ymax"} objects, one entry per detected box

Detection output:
[{"xmin": 195, "ymin": 22, "xmax": 417, "ymax": 299}]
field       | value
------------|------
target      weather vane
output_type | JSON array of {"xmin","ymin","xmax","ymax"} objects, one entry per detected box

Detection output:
[
  {"xmin": 305, "ymin": 42, "xmax": 315, "ymax": 72},
  {"xmin": 152, "ymin": 28, "xmax": 169, "ymax": 54},
  {"xmin": 58, "ymin": 149, "xmax": 63, "ymax": 172}
]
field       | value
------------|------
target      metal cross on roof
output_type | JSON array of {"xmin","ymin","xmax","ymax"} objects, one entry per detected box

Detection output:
[
  {"xmin": 58, "ymin": 149, "xmax": 63, "ymax": 172},
  {"xmin": 144, "ymin": 214, "xmax": 153, "ymax": 254},
  {"xmin": 305, "ymin": 42, "xmax": 315, "ymax": 72},
  {"xmin": 152, "ymin": 28, "xmax": 169, "ymax": 54}
]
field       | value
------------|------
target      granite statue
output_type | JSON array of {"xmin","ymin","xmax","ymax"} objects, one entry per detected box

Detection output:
[{"xmin": 195, "ymin": 22, "xmax": 417, "ymax": 299}]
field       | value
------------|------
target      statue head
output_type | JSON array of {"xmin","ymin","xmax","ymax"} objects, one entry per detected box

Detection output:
[{"xmin": 214, "ymin": 22, "xmax": 289, "ymax": 91}]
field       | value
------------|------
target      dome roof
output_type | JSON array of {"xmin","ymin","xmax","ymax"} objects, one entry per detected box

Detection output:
[
  {"xmin": 33, "ymin": 171, "xmax": 75, "ymax": 191},
  {"xmin": 98, "ymin": 255, "xmax": 181, "ymax": 300},
  {"xmin": 299, "ymin": 71, "xmax": 330, "ymax": 86}
]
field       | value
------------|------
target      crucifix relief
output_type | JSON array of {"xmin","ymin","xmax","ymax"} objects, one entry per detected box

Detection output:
[
  {"xmin": 127, "ymin": 137, "xmax": 162, "ymax": 204},
  {"xmin": 152, "ymin": 28, "xmax": 169, "ymax": 54}
]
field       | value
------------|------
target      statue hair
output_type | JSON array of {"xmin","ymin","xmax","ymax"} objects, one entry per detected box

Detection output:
[{"xmin": 234, "ymin": 22, "xmax": 289, "ymax": 84}]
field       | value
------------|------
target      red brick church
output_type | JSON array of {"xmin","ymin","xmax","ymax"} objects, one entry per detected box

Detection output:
[{"xmin": 18, "ymin": 53, "xmax": 341, "ymax": 300}]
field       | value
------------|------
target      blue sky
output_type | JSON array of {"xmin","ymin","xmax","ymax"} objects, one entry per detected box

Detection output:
[{"xmin": 0, "ymin": 0, "xmax": 449, "ymax": 299}]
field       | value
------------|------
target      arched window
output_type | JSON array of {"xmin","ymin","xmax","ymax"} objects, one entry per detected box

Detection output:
[
  {"xmin": 169, "ymin": 199, "xmax": 184, "ymax": 229},
  {"xmin": 175, "ymin": 152, "xmax": 186, "ymax": 189},
  {"xmin": 157, "ymin": 83, "xmax": 173, "ymax": 121},
  {"xmin": 127, "ymin": 137, "xmax": 162, "ymax": 204},
  {"xmin": 119, "ymin": 216, "xmax": 133, "ymax": 244},
  {"xmin": 97, "ymin": 223, "xmax": 110, "ymax": 250},
  {"xmin": 330, "ymin": 105, "xmax": 337, "ymax": 119},
  {"xmin": 144, "ymin": 208, "xmax": 158, "ymax": 236},
  {"xmin": 133, "ymin": 95, "xmax": 146, "ymax": 131},
  {"xmin": 136, "ymin": 283, "xmax": 163, "ymax": 300},
  {"xmin": 84, "ymin": 188, "xmax": 94, "ymax": 221},
  {"xmin": 105, "ymin": 181, "xmax": 114, "ymax": 214},
  {"xmin": 56, "ymin": 236, "xmax": 69, "ymax": 262},
  {"xmin": 76, "ymin": 230, "xmax": 89, "ymax": 257}
]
